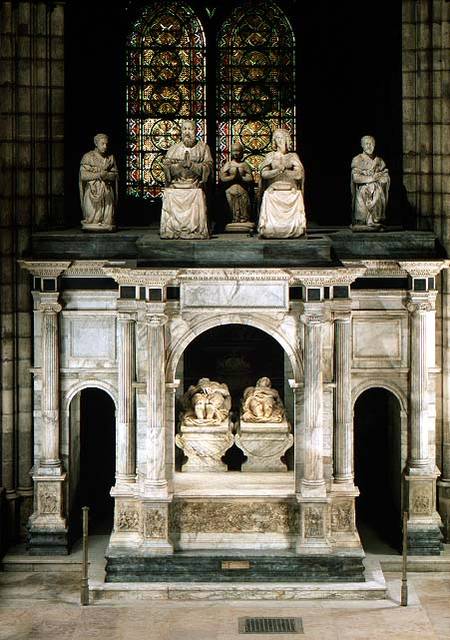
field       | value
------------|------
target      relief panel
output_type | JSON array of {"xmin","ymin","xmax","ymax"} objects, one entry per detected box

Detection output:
[{"xmin": 352, "ymin": 314, "xmax": 407, "ymax": 368}]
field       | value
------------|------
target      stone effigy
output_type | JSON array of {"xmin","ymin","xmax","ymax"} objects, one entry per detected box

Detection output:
[
  {"xmin": 235, "ymin": 377, "xmax": 293, "ymax": 472},
  {"xmin": 351, "ymin": 135, "xmax": 390, "ymax": 228},
  {"xmin": 160, "ymin": 120, "xmax": 212, "ymax": 239},
  {"xmin": 219, "ymin": 141, "xmax": 255, "ymax": 232},
  {"xmin": 258, "ymin": 128, "xmax": 306, "ymax": 238},
  {"xmin": 79, "ymin": 133, "xmax": 118, "ymax": 232},
  {"xmin": 175, "ymin": 378, "xmax": 234, "ymax": 471}
]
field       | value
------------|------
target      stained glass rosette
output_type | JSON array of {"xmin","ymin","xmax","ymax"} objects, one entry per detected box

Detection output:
[
  {"xmin": 126, "ymin": 2, "xmax": 206, "ymax": 199},
  {"xmin": 217, "ymin": 2, "xmax": 295, "ymax": 180}
]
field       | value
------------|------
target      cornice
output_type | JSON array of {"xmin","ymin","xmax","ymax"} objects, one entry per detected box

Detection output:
[
  {"xmin": 103, "ymin": 267, "xmax": 179, "ymax": 286},
  {"xmin": 288, "ymin": 266, "xmax": 366, "ymax": 287},
  {"xmin": 18, "ymin": 260, "xmax": 71, "ymax": 278},
  {"xmin": 398, "ymin": 261, "xmax": 448, "ymax": 278}
]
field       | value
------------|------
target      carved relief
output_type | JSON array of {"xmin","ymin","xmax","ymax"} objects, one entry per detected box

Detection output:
[
  {"xmin": 38, "ymin": 484, "xmax": 59, "ymax": 514},
  {"xmin": 171, "ymin": 501, "xmax": 296, "ymax": 534},
  {"xmin": 116, "ymin": 509, "xmax": 140, "ymax": 531},
  {"xmin": 412, "ymin": 491, "xmax": 431, "ymax": 515},
  {"xmin": 304, "ymin": 507, "xmax": 324, "ymax": 538},
  {"xmin": 331, "ymin": 501, "xmax": 353, "ymax": 532},
  {"xmin": 143, "ymin": 509, "xmax": 167, "ymax": 539}
]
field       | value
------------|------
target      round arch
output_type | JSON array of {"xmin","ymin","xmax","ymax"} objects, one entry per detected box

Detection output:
[
  {"xmin": 166, "ymin": 314, "xmax": 302, "ymax": 382},
  {"xmin": 64, "ymin": 379, "xmax": 118, "ymax": 416},
  {"xmin": 352, "ymin": 379, "xmax": 407, "ymax": 415}
]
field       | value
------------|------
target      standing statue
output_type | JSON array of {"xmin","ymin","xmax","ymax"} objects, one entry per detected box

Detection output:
[
  {"xmin": 160, "ymin": 120, "xmax": 212, "ymax": 239},
  {"xmin": 79, "ymin": 133, "xmax": 118, "ymax": 232},
  {"xmin": 258, "ymin": 128, "xmax": 306, "ymax": 238},
  {"xmin": 181, "ymin": 378, "xmax": 232, "ymax": 426},
  {"xmin": 241, "ymin": 377, "xmax": 285, "ymax": 423},
  {"xmin": 351, "ymin": 135, "xmax": 390, "ymax": 228},
  {"xmin": 219, "ymin": 141, "xmax": 254, "ymax": 232}
]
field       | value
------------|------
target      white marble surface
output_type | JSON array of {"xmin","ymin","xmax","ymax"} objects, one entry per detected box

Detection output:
[{"xmin": 173, "ymin": 472, "xmax": 295, "ymax": 498}]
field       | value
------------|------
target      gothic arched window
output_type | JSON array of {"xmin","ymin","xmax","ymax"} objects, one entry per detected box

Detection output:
[
  {"xmin": 126, "ymin": 2, "xmax": 206, "ymax": 199},
  {"xmin": 217, "ymin": 2, "xmax": 296, "ymax": 177}
]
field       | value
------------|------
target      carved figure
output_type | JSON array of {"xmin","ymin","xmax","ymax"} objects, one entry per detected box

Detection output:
[
  {"xmin": 79, "ymin": 133, "xmax": 118, "ymax": 232},
  {"xmin": 258, "ymin": 128, "xmax": 306, "ymax": 238},
  {"xmin": 160, "ymin": 120, "xmax": 212, "ymax": 239},
  {"xmin": 181, "ymin": 378, "xmax": 231, "ymax": 426},
  {"xmin": 351, "ymin": 135, "xmax": 390, "ymax": 227},
  {"xmin": 241, "ymin": 377, "xmax": 285, "ymax": 423},
  {"xmin": 219, "ymin": 141, "xmax": 254, "ymax": 231}
]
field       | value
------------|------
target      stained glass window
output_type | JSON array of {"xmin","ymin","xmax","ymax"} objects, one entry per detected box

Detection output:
[
  {"xmin": 217, "ymin": 2, "xmax": 296, "ymax": 179},
  {"xmin": 126, "ymin": 2, "xmax": 206, "ymax": 199}
]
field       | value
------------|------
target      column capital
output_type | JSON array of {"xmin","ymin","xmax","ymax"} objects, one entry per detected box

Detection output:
[
  {"xmin": 39, "ymin": 301, "xmax": 62, "ymax": 314},
  {"xmin": 405, "ymin": 293, "xmax": 434, "ymax": 314},
  {"xmin": 117, "ymin": 311, "xmax": 137, "ymax": 323},
  {"xmin": 331, "ymin": 299, "xmax": 352, "ymax": 321},
  {"xmin": 146, "ymin": 313, "xmax": 168, "ymax": 327},
  {"xmin": 301, "ymin": 302, "xmax": 325, "ymax": 325}
]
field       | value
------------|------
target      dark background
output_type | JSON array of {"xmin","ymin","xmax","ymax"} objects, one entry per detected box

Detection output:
[{"xmin": 64, "ymin": 0, "xmax": 403, "ymax": 229}]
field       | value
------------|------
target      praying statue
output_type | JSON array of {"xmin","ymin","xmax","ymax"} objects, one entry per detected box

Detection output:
[
  {"xmin": 241, "ymin": 377, "xmax": 285, "ymax": 423},
  {"xmin": 160, "ymin": 120, "xmax": 212, "ymax": 239},
  {"xmin": 181, "ymin": 378, "xmax": 232, "ymax": 426},
  {"xmin": 219, "ymin": 141, "xmax": 254, "ymax": 232},
  {"xmin": 79, "ymin": 133, "xmax": 118, "ymax": 232},
  {"xmin": 258, "ymin": 128, "xmax": 306, "ymax": 238},
  {"xmin": 351, "ymin": 135, "xmax": 390, "ymax": 228}
]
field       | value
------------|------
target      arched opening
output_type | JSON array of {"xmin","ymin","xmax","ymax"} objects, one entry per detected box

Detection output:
[
  {"xmin": 175, "ymin": 323, "xmax": 294, "ymax": 471},
  {"xmin": 69, "ymin": 388, "xmax": 116, "ymax": 540},
  {"xmin": 354, "ymin": 387, "xmax": 402, "ymax": 552}
]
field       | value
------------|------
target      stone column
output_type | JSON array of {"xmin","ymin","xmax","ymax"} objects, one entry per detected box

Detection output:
[
  {"xmin": 116, "ymin": 313, "xmax": 136, "ymax": 484},
  {"xmin": 297, "ymin": 305, "xmax": 330, "ymax": 554},
  {"xmin": 333, "ymin": 310, "xmax": 353, "ymax": 484},
  {"xmin": 145, "ymin": 313, "xmax": 168, "ymax": 495},
  {"xmin": 406, "ymin": 296, "xmax": 432, "ymax": 470},
  {"xmin": 39, "ymin": 297, "xmax": 63, "ymax": 468},
  {"xmin": 301, "ymin": 309, "xmax": 326, "ymax": 495},
  {"xmin": 29, "ymin": 291, "xmax": 67, "ymax": 555}
]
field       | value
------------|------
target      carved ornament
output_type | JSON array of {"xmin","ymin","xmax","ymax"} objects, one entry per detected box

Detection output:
[
  {"xmin": 405, "ymin": 300, "xmax": 433, "ymax": 314},
  {"xmin": 304, "ymin": 506, "xmax": 324, "ymax": 538},
  {"xmin": 331, "ymin": 501, "xmax": 353, "ymax": 532},
  {"xmin": 38, "ymin": 484, "xmax": 59, "ymax": 514},
  {"xmin": 146, "ymin": 313, "xmax": 168, "ymax": 327},
  {"xmin": 399, "ymin": 261, "xmax": 447, "ymax": 278},
  {"xmin": 171, "ymin": 501, "xmax": 296, "ymax": 534},
  {"xmin": 143, "ymin": 509, "xmax": 167, "ymax": 539},
  {"xmin": 18, "ymin": 261, "xmax": 71, "ymax": 278},
  {"xmin": 289, "ymin": 267, "xmax": 366, "ymax": 287},
  {"xmin": 116, "ymin": 509, "xmax": 140, "ymax": 531},
  {"xmin": 104, "ymin": 267, "xmax": 178, "ymax": 287},
  {"xmin": 412, "ymin": 492, "xmax": 431, "ymax": 515}
]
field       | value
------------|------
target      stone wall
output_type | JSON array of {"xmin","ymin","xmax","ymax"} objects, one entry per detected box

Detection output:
[{"xmin": 0, "ymin": 1, "xmax": 64, "ymax": 548}]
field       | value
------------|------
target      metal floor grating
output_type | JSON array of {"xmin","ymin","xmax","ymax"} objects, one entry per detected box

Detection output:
[{"xmin": 238, "ymin": 617, "xmax": 303, "ymax": 634}]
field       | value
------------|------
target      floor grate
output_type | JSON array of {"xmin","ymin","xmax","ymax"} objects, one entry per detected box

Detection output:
[{"xmin": 238, "ymin": 617, "xmax": 303, "ymax": 634}]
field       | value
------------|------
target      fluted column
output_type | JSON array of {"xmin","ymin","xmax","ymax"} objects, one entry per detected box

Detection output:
[
  {"xmin": 302, "ymin": 308, "xmax": 326, "ymax": 495},
  {"xmin": 145, "ymin": 313, "xmax": 168, "ymax": 495},
  {"xmin": 116, "ymin": 314, "xmax": 136, "ymax": 483},
  {"xmin": 334, "ymin": 311, "xmax": 353, "ymax": 483},
  {"xmin": 407, "ymin": 296, "xmax": 432, "ymax": 469},
  {"xmin": 39, "ymin": 297, "xmax": 62, "ymax": 469}
]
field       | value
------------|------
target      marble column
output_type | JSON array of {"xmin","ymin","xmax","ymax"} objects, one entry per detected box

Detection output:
[
  {"xmin": 116, "ymin": 314, "xmax": 136, "ymax": 483},
  {"xmin": 145, "ymin": 313, "xmax": 168, "ymax": 495},
  {"xmin": 39, "ymin": 298, "xmax": 63, "ymax": 469},
  {"xmin": 301, "ymin": 310, "xmax": 326, "ymax": 495},
  {"xmin": 407, "ymin": 296, "xmax": 432, "ymax": 470},
  {"xmin": 333, "ymin": 311, "xmax": 353, "ymax": 483}
]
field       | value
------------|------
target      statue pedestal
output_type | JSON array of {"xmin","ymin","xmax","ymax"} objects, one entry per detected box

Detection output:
[
  {"xmin": 235, "ymin": 420, "xmax": 293, "ymax": 472},
  {"xmin": 225, "ymin": 222, "xmax": 255, "ymax": 233},
  {"xmin": 160, "ymin": 188, "xmax": 209, "ymax": 239},
  {"xmin": 175, "ymin": 420, "xmax": 234, "ymax": 472},
  {"xmin": 81, "ymin": 221, "xmax": 116, "ymax": 232}
]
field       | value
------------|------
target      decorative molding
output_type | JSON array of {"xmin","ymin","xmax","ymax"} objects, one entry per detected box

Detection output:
[
  {"xmin": 63, "ymin": 261, "xmax": 111, "ymax": 277},
  {"xmin": 171, "ymin": 501, "xmax": 296, "ymax": 534},
  {"xmin": 399, "ymin": 261, "xmax": 447, "ymax": 278},
  {"xmin": 18, "ymin": 260, "xmax": 71, "ymax": 277},
  {"xmin": 38, "ymin": 302, "xmax": 62, "ymax": 314},
  {"xmin": 104, "ymin": 267, "xmax": 179, "ymax": 287},
  {"xmin": 357, "ymin": 260, "xmax": 407, "ymax": 278},
  {"xmin": 288, "ymin": 267, "xmax": 366, "ymax": 287},
  {"xmin": 178, "ymin": 268, "xmax": 291, "ymax": 282}
]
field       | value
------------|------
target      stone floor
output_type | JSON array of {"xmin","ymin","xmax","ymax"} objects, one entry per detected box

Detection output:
[{"xmin": 0, "ymin": 570, "xmax": 449, "ymax": 639}]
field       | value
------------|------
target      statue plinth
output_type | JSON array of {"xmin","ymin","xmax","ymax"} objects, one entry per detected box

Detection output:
[
  {"xmin": 235, "ymin": 419, "xmax": 293, "ymax": 472},
  {"xmin": 225, "ymin": 221, "xmax": 255, "ymax": 233},
  {"xmin": 175, "ymin": 419, "xmax": 234, "ymax": 472},
  {"xmin": 81, "ymin": 221, "xmax": 116, "ymax": 233}
]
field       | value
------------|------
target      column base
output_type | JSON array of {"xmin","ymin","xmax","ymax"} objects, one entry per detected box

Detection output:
[
  {"xmin": 407, "ymin": 523, "xmax": 443, "ymax": 555},
  {"xmin": 27, "ymin": 527, "xmax": 69, "ymax": 556}
]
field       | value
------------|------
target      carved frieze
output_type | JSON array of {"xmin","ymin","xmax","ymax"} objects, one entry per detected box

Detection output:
[
  {"xmin": 411, "ymin": 491, "xmax": 431, "ymax": 515},
  {"xmin": 38, "ymin": 483, "xmax": 59, "ymax": 514},
  {"xmin": 331, "ymin": 501, "xmax": 353, "ymax": 532},
  {"xmin": 143, "ymin": 509, "xmax": 167, "ymax": 539},
  {"xmin": 304, "ymin": 506, "xmax": 324, "ymax": 538},
  {"xmin": 116, "ymin": 509, "xmax": 140, "ymax": 531},
  {"xmin": 171, "ymin": 501, "xmax": 296, "ymax": 534}
]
